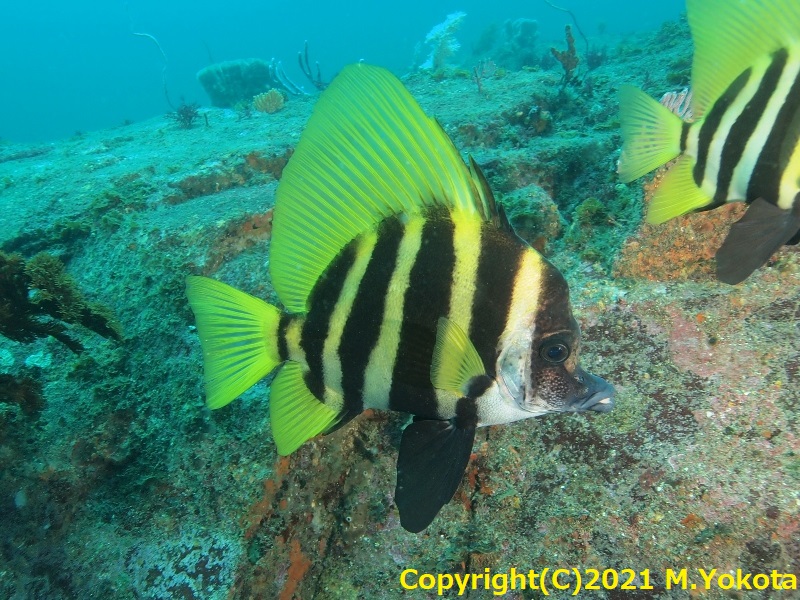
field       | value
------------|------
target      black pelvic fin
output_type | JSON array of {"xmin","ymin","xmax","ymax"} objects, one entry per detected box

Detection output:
[
  {"xmin": 395, "ymin": 418, "xmax": 476, "ymax": 533},
  {"xmin": 716, "ymin": 198, "xmax": 800, "ymax": 284}
]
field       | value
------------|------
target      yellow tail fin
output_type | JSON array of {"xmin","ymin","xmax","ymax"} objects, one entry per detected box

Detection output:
[
  {"xmin": 186, "ymin": 276, "xmax": 338, "ymax": 454},
  {"xmin": 617, "ymin": 85, "xmax": 683, "ymax": 182},
  {"xmin": 186, "ymin": 276, "xmax": 282, "ymax": 409}
]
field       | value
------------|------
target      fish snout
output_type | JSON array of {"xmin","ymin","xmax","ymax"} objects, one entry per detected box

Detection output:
[{"xmin": 572, "ymin": 371, "xmax": 615, "ymax": 413}]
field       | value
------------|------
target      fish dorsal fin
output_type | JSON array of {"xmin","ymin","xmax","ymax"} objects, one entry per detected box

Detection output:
[
  {"xmin": 468, "ymin": 155, "xmax": 515, "ymax": 233},
  {"xmin": 271, "ymin": 64, "xmax": 492, "ymax": 313},
  {"xmin": 688, "ymin": 0, "xmax": 800, "ymax": 118},
  {"xmin": 430, "ymin": 317, "xmax": 486, "ymax": 394}
]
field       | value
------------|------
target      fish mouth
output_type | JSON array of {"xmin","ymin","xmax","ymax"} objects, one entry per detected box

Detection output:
[
  {"xmin": 579, "ymin": 390, "xmax": 615, "ymax": 413},
  {"xmin": 574, "ymin": 374, "xmax": 616, "ymax": 413}
]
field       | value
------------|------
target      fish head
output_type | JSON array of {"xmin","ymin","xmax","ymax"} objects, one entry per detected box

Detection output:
[{"xmin": 496, "ymin": 262, "xmax": 615, "ymax": 417}]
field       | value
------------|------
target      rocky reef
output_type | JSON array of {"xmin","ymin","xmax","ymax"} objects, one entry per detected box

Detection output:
[{"xmin": 0, "ymin": 14, "xmax": 797, "ymax": 600}]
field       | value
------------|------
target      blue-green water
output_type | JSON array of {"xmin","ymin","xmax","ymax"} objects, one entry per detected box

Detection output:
[
  {"xmin": 1, "ymin": 1, "xmax": 798, "ymax": 598},
  {"xmin": 1, "ymin": 0, "xmax": 682, "ymax": 142}
]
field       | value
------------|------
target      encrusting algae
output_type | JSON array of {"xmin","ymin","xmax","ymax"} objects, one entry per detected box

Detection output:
[{"xmin": 0, "ymin": 251, "xmax": 121, "ymax": 353}]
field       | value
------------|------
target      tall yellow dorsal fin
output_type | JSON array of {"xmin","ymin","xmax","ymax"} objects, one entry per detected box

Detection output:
[
  {"xmin": 688, "ymin": 0, "xmax": 800, "ymax": 117},
  {"xmin": 430, "ymin": 318, "xmax": 486, "ymax": 394},
  {"xmin": 270, "ymin": 64, "xmax": 492, "ymax": 314}
]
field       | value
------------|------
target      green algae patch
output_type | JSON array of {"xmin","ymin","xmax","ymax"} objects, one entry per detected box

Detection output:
[{"xmin": 0, "ymin": 251, "xmax": 122, "ymax": 353}]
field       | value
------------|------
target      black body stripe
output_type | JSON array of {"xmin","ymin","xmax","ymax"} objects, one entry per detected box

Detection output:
[
  {"xmin": 693, "ymin": 67, "xmax": 752, "ymax": 188},
  {"xmin": 749, "ymin": 49, "xmax": 800, "ymax": 203},
  {"xmin": 469, "ymin": 223, "xmax": 523, "ymax": 375},
  {"xmin": 277, "ymin": 313, "xmax": 291, "ymax": 361},
  {"xmin": 301, "ymin": 244, "xmax": 357, "ymax": 400},
  {"xmin": 339, "ymin": 218, "xmax": 404, "ymax": 419},
  {"xmin": 465, "ymin": 374, "xmax": 493, "ymax": 399},
  {"xmin": 718, "ymin": 49, "xmax": 788, "ymax": 203},
  {"xmin": 389, "ymin": 209, "xmax": 456, "ymax": 416},
  {"xmin": 454, "ymin": 396, "xmax": 478, "ymax": 429},
  {"xmin": 680, "ymin": 122, "xmax": 690, "ymax": 153},
  {"xmin": 779, "ymin": 77, "xmax": 800, "ymax": 181}
]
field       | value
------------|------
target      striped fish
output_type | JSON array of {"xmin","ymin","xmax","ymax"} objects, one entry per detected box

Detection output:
[
  {"xmin": 617, "ymin": 0, "xmax": 800, "ymax": 284},
  {"xmin": 186, "ymin": 64, "xmax": 614, "ymax": 533}
]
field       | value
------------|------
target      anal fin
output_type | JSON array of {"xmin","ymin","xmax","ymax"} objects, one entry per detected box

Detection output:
[
  {"xmin": 716, "ymin": 198, "xmax": 800, "ymax": 284},
  {"xmin": 646, "ymin": 155, "xmax": 713, "ymax": 224},
  {"xmin": 270, "ymin": 362, "xmax": 338, "ymax": 456},
  {"xmin": 395, "ymin": 418, "xmax": 475, "ymax": 533}
]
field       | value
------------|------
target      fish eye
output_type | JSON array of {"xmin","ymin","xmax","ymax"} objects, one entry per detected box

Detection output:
[{"xmin": 540, "ymin": 340, "xmax": 570, "ymax": 363}]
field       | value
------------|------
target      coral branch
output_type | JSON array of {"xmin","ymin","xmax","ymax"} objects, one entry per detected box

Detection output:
[
  {"xmin": 126, "ymin": 0, "xmax": 172, "ymax": 107},
  {"xmin": 472, "ymin": 59, "xmax": 497, "ymax": 95},
  {"xmin": 253, "ymin": 89, "xmax": 285, "ymax": 114},
  {"xmin": 297, "ymin": 41, "xmax": 327, "ymax": 91},
  {"xmin": 269, "ymin": 59, "xmax": 308, "ymax": 96},
  {"xmin": 551, "ymin": 25, "xmax": 579, "ymax": 85},
  {"xmin": 542, "ymin": 0, "xmax": 590, "ymax": 56},
  {"xmin": 130, "ymin": 31, "xmax": 174, "ymax": 109}
]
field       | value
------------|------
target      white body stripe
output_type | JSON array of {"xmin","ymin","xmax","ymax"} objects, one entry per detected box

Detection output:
[
  {"xmin": 362, "ymin": 218, "xmax": 424, "ymax": 409},
  {"xmin": 731, "ymin": 53, "xmax": 800, "ymax": 207},
  {"xmin": 434, "ymin": 388, "xmax": 461, "ymax": 420},
  {"xmin": 776, "ymin": 48, "xmax": 800, "ymax": 209},
  {"xmin": 781, "ymin": 135, "xmax": 800, "ymax": 209},
  {"xmin": 498, "ymin": 250, "xmax": 544, "ymax": 350},
  {"xmin": 684, "ymin": 120, "xmax": 701, "ymax": 161},
  {"xmin": 700, "ymin": 58, "xmax": 767, "ymax": 200},
  {"xmin": 285, "ymin": 319, "xmax": 306, "ymax": 365},
  {"xmin": 321, "ymin": 232, "xmax": 377, "ymax": 413},
  {"xmin": 447, "ymin": 213, "xmax": 481, "ymax": 335},
  {"xmin": 477, "ymin": 249, "xmax": 546, "ymax": 426}
]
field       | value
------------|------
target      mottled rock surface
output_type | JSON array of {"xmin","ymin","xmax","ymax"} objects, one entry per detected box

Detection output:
[{"xmin": 0, "ymin": 16, "xmax": 797, "ymax": 600}]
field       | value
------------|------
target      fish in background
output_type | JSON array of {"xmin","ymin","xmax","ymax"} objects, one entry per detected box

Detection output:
[
  {"xmin": 186, "ymin": 64, "xmax": 614, "ymax": 533},
  {"xmin": 618, "ymin": 0, "xmax": 800, "ymax": 284}
]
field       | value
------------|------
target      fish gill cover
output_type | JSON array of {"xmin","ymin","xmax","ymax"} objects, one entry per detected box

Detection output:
[{"xmin": 0, "ymin": 1, "xmax": 798, "ymax": 598}]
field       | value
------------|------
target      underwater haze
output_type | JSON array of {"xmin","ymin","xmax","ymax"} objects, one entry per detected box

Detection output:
[
  {"xmin": 2, "ymin": 0, "xmax": 799, "ymax": 598},
  {"xmin": 1, "ymin": 0, "xmax": 683, "ymax": 142}
]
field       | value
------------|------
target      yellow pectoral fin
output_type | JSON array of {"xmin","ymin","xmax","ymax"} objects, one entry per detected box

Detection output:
[{"xmin": 430, "ymin": 317, "xmax": 486, "ymax": 394}]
